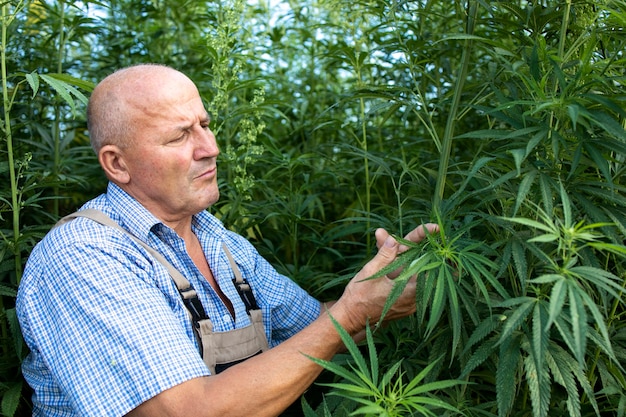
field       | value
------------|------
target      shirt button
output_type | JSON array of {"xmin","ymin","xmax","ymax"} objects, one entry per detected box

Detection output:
[{"xmin": 222, "ymin": 314, "xmax": 231, "ymax": 323}]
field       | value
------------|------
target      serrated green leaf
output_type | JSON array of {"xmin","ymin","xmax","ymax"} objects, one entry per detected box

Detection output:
[
  {"xmin": 464, "ymin": 251, "xmax": 509, "ymax": 299},
  {"xmin": 497, "ymin": 336, "xmax": 520, "ymax": 416},
  {"xmin": 445, "ymin": 267, "xmax": 463, "ymax": 357},
  {"xmin": 305, "ymin": 314, "xmax": 367, "ymax": 387},
  {"xmin": 530, "ymin": 273, "xmax": 562, "ymax": 284},
  {"xmin": 576, "ymin": 289, "xmax": 615, "ymax": 360},
  {"xmin": 566, "ymin": 342, "xmax": 601, "ymax": 415},
  {"xmin": 25, "ymin": 71, "xmax": 40, "ymax": 98},
  {"xmin": 570, "ymin": 265, "xmax": 623, "ymax": 297},
  {"xmin": 39, "ymin": 74, "xmax": 77, "ymax": 114},
  {"xmin": 568, "ymin": 286, "xmax": 587, "ymax": 366},
  {"xmin": 538, "ymin": 174, "xmax": 554, "ymax": 216},
  {"xmin": 405, "ymin": 378, "xmax": 465, "ymax": 397},
  {"xmin": 319, "ymin": 382, "xmax": 374, "ymax": 397},
  {"xmin": 584, "ymin": 142, "xmax": 614, "ymax": 188},
  {"xmin": 502, "ymin": 216, "xmax": 556, "ymax": 234},
  {"xmin": 46, "ymin": 72, "xmax": 95, "ymax": 93},
  {"xmin": 524, "ymin": 351, "xmax": 551, "ymax": 417},
  {"xmin": 514, "ymin": 170, "xmax": 537, "ymax": 216},
  {"xmin": 531, "ymin": 303, "xmax": 548, "ymax": 378},
  {"xmin": 509, "ymin": 148, "xmax": 526, "ymax": 175},
  {"xmin": 589, "ymin": 109, "xmax": 626, "ymax": 141},
  {"xmin": 5, "ymin": 308, "xmax": 23, "ymax": 360},
  {"xmin": 500, "ymin": 298, "xmax": 534, "ymax": 342},
  {"xmin": 462, "ymin": 335, "xmax": 502, "ymax": 379},
  {"xmin": 378, "ymin": 274, "xmax": 410, "ymax": 326},
  {"xmin": 425, "ymin": 266, "xmax": 448, "ymax": 337},
  {"xmin": 0, "ymin": 381, "xmax": 21, "ymax": 417},
  {"xmin": 567, "ymin": 103, "xmax": 581, "ymax": 130},
  {"xmin": 379, "ymin": 360, "xmax": 402, "ymax": 391},
  {"xmin": 363, "ymin": 325, "xmax": 378, "ymax": 387},
  {"xmin": 545, "ymin": 277, "xmax": 567, "ymax": 331},
  {"xmin": 0, "ymin": 283, "xmax": 17, "ymax": 297},
  {"xmin": 547, "ymin": 345, "xmax": 582, "ymax": 417},
  {"xmin": 587, "ymin": 242, "xmax": 626, "ymax": 256},
  {"xmin": 510, "ymin": 239, "xmax": 528, "ymax": 291},
  {"xmin": 528, "ymin": 233, "xmax": 558, "ymax": 243},
  {"xmin": 360, "ymin": 246, "xmax": 422, "ymax": 282}
]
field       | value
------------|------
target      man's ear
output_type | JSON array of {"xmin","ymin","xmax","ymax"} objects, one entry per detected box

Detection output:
[{"xmin": 99, "ymin": 144, "xmax": 131, "ymax": 184}]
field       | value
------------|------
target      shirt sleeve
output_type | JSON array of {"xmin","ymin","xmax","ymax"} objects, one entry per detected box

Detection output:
[{"xmin": 18, "ymin": 227, "xmax": 209, "ymax": 416}]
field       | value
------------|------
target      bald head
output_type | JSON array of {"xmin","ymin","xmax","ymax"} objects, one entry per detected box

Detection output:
[{"xmin": 87, "ymin": 64, "xmax": 197, "ymax": 153}]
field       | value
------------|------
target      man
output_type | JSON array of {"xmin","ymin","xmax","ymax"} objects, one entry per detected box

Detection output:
[{"xmin": 16, "ymin": 64, "xmax": 438, "ymax": 416}]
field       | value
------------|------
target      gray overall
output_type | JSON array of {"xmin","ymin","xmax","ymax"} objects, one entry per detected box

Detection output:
[{"xmin": 57, "ymin": 209, "xmax": 270, "ymax": 374}]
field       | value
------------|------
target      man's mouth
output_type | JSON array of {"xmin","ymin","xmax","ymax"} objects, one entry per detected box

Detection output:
[{"xmin": 194, "ymin": 165, "xmax": 217, "ymax": 180}]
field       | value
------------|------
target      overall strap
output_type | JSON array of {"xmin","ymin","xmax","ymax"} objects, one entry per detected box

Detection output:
[
  {"xmin": 221, "ymin": 244, "xmax": 259, "ymax": 314},
  {"xmin": 58, "ymin": 209, "xmax": 261, "ymax": 318}
]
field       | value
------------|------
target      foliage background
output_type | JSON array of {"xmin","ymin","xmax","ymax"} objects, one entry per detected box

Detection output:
[{"xmin": 1, "ymin": 0, "xmax": 625, "ymax": 416}]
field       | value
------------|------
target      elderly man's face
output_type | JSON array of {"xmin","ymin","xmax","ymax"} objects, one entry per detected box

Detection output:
[{"xmin": 117, "ymin": 71, "xmax": 220, "ymax": 223}]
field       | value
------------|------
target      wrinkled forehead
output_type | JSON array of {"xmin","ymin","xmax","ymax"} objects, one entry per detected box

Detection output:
[{"xmin": 125, "ymin": 85, "xmax": 209, "ymax": 138}]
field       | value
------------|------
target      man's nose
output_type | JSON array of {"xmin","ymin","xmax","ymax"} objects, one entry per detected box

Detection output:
[{"xmin": 194, "ymin": 126, "xmax": 219, "ymax": 159}]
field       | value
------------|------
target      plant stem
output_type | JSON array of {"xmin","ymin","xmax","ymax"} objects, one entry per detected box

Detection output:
[
  {"xmin": 545, "ymin": 0, "xmax": 571, "ymax": 160},
  {"xmin": 52, "ymin": 0, "xmax": 67, "ymax": 218},
  {"xmin": 433, "ymin": 1, "xmax": 477, "ymax": 210},
  {"xmin": 557, "ymin": 0, "xmax": 572, "ymax": 61},
  {"xmin": 1, "ymin": 3, "xmax": 22, "ymax": 283},
  {"xmin": 353, "ymin": 17, "xmax": 372, "ymax": 253},
  {"xmin": 359, "ymin": 96, "xmax": 372, "ymax": 253}
]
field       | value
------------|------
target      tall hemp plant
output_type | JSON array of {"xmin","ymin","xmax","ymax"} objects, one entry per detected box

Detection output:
[
  {"xmin": 204, "ymin": 0, "xmax": 269, "ymax": 229},
  {"xmin": 1, "ymin": 1, "xmax": 95, "ymax": 415},
  {"xmin": 456, "ymin": 1, "xmax": 626, "ymax": 416},
  {"xmin": 291, "ymin": 1, "xmax": 626, "ymax": 416}
]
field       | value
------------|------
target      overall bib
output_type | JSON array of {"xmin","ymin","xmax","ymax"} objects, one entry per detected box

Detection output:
[{"xmin": 58, "ymin": 209, "xmax": 270, "ymax": 374}]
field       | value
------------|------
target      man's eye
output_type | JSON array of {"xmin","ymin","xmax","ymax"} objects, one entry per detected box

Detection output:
[{"xmin": 170, "ymin": 135, "xmax": 185, "ymax": 144}]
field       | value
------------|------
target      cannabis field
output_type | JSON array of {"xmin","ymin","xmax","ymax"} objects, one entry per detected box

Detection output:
[{"xmin": 1, "ymin": 1, "xmax": 626, "ymax": 416}]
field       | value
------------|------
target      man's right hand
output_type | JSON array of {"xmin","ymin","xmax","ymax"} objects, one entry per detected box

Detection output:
[{"xmin": 330, "ymin": 223, "xmax": 439, "ymax": 336}]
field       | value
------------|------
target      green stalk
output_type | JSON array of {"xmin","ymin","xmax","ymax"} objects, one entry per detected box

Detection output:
[
  {"xmin": 352, "ymin": 15, "xmax": 372, "ymax": 253},
  {"xmin": 545, "ymin": 0, "xmax": 571, "ymax": 155},
  {"xmin": 433, "ymin": 1, "xmax": 478, "ymax": 210},
  {"xmin": 557, "ymin": 0, "xmax": 572, "ymax": 61},
  {"xmin": 359, "ymin": 96, "xmax": 372, "ymax": 253},
  {"xmin": 52, "ymin": 1, "xmax": 67, "ymax": 218},
  {"xmin": 1, "ymin": 3, "xmax": 22, "ymax": 283}
]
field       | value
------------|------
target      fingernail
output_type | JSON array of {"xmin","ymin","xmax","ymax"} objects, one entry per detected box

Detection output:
[{"xmin": 384, "ymin": 236, "xmax": 396, "ymax": 247}]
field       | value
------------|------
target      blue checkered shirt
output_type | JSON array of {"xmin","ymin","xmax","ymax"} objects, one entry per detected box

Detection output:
[{"xmin": 17, "ymin": 182, "xmax": 321, "ymax": 416}]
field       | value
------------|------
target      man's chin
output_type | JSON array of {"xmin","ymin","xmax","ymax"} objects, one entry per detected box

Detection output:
[{"xmin": 203, "ymin": 190, "xmax": 220, "ymax": 208}]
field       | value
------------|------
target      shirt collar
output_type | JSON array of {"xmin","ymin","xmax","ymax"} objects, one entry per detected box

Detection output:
[{"xmin": 86, "ymin": 182, "xmax": 226, "ymax": 243}]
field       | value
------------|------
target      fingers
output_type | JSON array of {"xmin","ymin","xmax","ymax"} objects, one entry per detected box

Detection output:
[
  {"xmin": 404, "ymin": 223, "xmax": 439, "ymax": 244},
  {"xmin": 374, "ymin": 228, "xmax": 391, "ymax": 249},
  {"xmin": 353, "ymin": 234, "xmax": 401, "ymax": 282},
  {"xmin": 375, "ymin": 223, "xmax": 439, "ymax": 252},
  {"xmin": 365, "ymin": 235, "xmax": 399, "ymax": 273}
]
